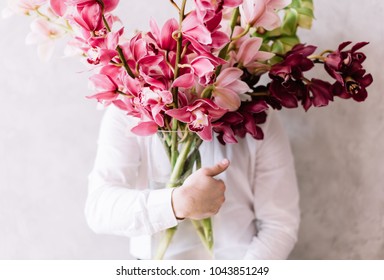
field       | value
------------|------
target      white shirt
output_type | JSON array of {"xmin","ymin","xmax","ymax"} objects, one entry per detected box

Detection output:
[{"xmin": 85, "ymin": 105, "xmax": 300, "ymax": 259}]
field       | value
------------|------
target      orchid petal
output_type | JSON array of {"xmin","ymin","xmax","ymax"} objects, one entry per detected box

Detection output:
[
  {"xmin": 172, "ymin": 73, "xmax": 195, "ymax": 88},
  {"xmin": 213, "ymin": 87, "xmax": 241, "ymax": 111},
  {"xmin": 268, "ymin": 0, "xmax": 292, "ymax": 9},
  {"xmin": 225, "ymin": 80, "xmax": 251, "ymax": 94},
  {"xmin": 256, "ymin": 9, "xmax": 281, "ymax": 30},
  {"xmin": 89, "ymin": 74, "xmax": 116, "ymax": 91},
  {"xmin": 166, "ymin": 108, "xmax": 192, "ymax": 123},
  {"xmin": 86, "ymin": 91, "xmax": 116, "ymax": 101},
  {"xmin": 237, "ymin": 37, "xmax": 263, "ymax": 65},
  {"xmin": 215, "ymin": 67, "xmax": 243, "ymax": 87},
  {"xmin": 50, "ymin": 0, "xmax": 67, "ymax": 16},
  {"xmin": 196, "ymin": 125, "xmax": 213, "ymax": 141},
  {"xmin": 131, "ymin": 121, "xmax": 158, "ymax": 136}
]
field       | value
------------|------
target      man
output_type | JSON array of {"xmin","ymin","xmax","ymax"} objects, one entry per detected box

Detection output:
[{"xmin": 85, "ymin": 105, "xmax": 300, "ymax": 259}]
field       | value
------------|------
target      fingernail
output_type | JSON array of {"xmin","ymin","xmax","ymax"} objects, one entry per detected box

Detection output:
[{"xmin": 221, "ymin": 159, "xmax": 229, "ymax": 165}]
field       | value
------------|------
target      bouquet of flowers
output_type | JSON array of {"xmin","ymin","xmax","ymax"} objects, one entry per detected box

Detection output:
[{"xmin": 6, "ymin": 0, "xmax": 373, "ymax": 259}]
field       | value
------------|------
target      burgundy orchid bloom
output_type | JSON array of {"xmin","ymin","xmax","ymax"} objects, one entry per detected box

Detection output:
[
  {"xmin": 213, "ymin": 100, "xmax": 268, "ymax": 144},
  {"xmin": 268, "ymin": 44, "xmax": 316, "ymax": 109},
  {"xmin": 166, "ymin": 99, "xmax": 227, "ymax": 141},
  {"xmin": 325, "ymin": 41, "xmax": 373, "ymax": 102},
  {"xmin": 308, "ymin": 78, "xmax": 333, "ymax": 108}
]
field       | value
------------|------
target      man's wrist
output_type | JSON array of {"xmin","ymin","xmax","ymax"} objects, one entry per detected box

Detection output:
[{"xmin": 171, "ymin": 188, "xmax": 186, "ymax": 220}]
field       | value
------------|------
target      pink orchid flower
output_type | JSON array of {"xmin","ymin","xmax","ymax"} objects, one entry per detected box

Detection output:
[
  {"xmin": 194, "ymin": 0, "xmax": 243, "ymax": 22},
  {"xmin": 114, "ymin": 84, "xmax": 171, "ymax": 137},
  {"xmin": 113, "ymin": 74, "xmax": 172, "ymax": 132},
  {"xmin": 82, "ymin": 27, "xmax": 122, "ymax": 65},
  {"xmin": 87, "ymin": 65, "xmax": 124, "ymax": 104},
  {"xmin": 142, "ymin": 87, "xmax": 172, "ymax": 127},
  {"xmin": 4, "ymin": 0, "xmax": 47, "ymax": 16},
  {"xmin": 172, "ymin": 53, "xmax": 226, "ymax": 88},
  {"xmin": 25, "ymin": 17, "xmax": 65, "ymax": 61},
  {"xmin": 182, "ymin": 11, "xmax": 212, "ymax": 45},
  {"xmin": 72, "ymin": 2, "xmax": 104, "ymax": 32},
  {"xmin": 181, "ymin": 10, "xmax": 229, "ymax": 54},
  {"xmin": 233, "ymin": 36, "xmax": 274, "ymax": 73},
  {"xmin": 50, "ymin": 0, "xmax": 119, "ymax": 16},
  {"xmin": 240, "ymin": 0, "xmax": 291, "ymax": 30},
  {"xmin": 166, "ymin": 99, "xmax": 227, "ymax": 141},
  {"xmin": 120, "ymin": 32, "xmax": 172, "ymax": 79},
  {"xmin": 149, "ymin": 18, "xmax": 179, "ymax": 52},
  {"xmin": 212, "ymin": 67, "xmax": 251, "ymax": 111}
]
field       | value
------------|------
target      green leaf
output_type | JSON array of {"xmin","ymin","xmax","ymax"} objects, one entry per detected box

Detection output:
[
  {"xmin": 296, "ymin": 7, "xmax": 315, "ymax": 18},
  {"xmin": 298, "ymin": 14, "xmax": 313, "ymax": 29},
  {"xmin": 271, "ymin": 40, "xmax": 285, "ymax": 54},
  {"xmin": 281, "ymin": 8, "xmax": 299, "ymax": 35},
  {"xmin": 289, "ymin": 0, "xmax": 301, "ymax": 9},
  {"xmin": 301, "ymin": 0, "xmax": 314, "ymax": 10},
  {"xmin": 262, "ymin": 27, "xmax": 283, "ymax": 38},
  {"xmin": 279, "ymin": 35, "xmax": 301, "ymax": 47},
  {"xmin": 270, "ymin": 55, "xmax": 284, "ymax": 65}
]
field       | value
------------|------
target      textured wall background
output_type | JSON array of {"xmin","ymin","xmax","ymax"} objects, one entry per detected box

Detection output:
[{"xmin": 0, "ymin": 0, "xmax": 382, "ymax": 259}]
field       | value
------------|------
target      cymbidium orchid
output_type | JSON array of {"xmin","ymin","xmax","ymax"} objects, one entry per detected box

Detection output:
[
  {"xmin": 325, "ymin": 41, "xmax": 373, "ymax": 102},
  {"xmin": 50, "ymin": 0, "xmax": 119, "ymax": 16},
  {"xmin": 232, "ymin": 36, "xmax": 274, "ymax": 73},
  {"xmin": 11, "ymin": 0, "xmax": 373, "ymax": 260},
  {"xmin": 212, "ymin": 67, "xmax": 251, "ymax": 111},
  {"xmin": 167, "ymin": 99, "xmax": 227, "ymax": 141},
  {"xmin": 240, "ymin": 0, "xmax": 291, "ymax": 30},
  {"xmin": 25, "ymin": 17, "xmax": 65, "ymax": 61},
  {"xmin": 2, "ymin": 0, "xmax": 47, "ymax": 17}
]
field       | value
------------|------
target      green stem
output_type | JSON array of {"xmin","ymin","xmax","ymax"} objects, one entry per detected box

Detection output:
[
  {"xmin": 308, "ymin": 54, "xmax": 326, "ymax": 62},
  {"xmin": 154, "ymin": 227, "xmax": 177, "ymax": 260},
  {"xmin": 171, "ymin": 0, "xmax": 188, "ymax": 106},
  {"xmin": 320, "ymin": 49, "xmax": 334, "ymax": 56},
  {"xmin": 215, "ymin": 8, "xmax": 241, "ymax": 76},
  {"xmin": 168, "ymin": 133, "xmax": 195, "ymax": 188},
  {"xmin": 231, "ymin": 24, "xmax": 251, "ymax": 42},
  {"xmin": 102, "ymin": 15, "xmax": 135, "ymax": 78},
  {"xmin": 154, "ymin": 133, "xmax": 197, "ymax": 259},
  {"xmin": 201, "ymin": 85, "xmax": 214, "ymax": 99},
  {"xmin": 169, "ymin": 0, "xmax": 180, "ymax": 11},
  {"xmin": 191, "ymin": 220, "xmax": 214, "ymax": 254},
  {"xmin": 35, "ymin": 8, "xmax": 72, "ymax": 32},
  {"xmin": 170, "ymin": 0, "xmax": 188, "ymax": 172},
  {"xmin": 229, "ymin": 7, "xmax": 240, "ymax": 37}
]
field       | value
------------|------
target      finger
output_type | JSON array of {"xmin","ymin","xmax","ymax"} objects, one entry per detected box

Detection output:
[{"xmin": 203, "ymin": 159, "xmax": 230, "ymax": 177}]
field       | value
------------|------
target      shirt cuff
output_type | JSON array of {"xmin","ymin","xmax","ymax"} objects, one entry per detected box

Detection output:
[{"xmin": 147, "ymin": 188, "xmax": 179, "ymax": 232}]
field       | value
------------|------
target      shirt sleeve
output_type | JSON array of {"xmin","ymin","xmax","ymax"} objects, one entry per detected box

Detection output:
[
  {"xmin": 243, "ymin": 111, "xmax": 301, "ymax": 259},
  {"xmin": 84, "ymin": 106, "xmax": 178, "ymax": 237}
]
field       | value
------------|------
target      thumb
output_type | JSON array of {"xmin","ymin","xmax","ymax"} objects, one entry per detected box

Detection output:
[{"xmin": 203, "ymin": 159, "xmax": 230, "ymax": 177}]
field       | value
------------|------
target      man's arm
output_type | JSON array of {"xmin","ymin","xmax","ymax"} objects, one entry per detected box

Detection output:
[
  {"xmin": 85, "ymin": 106, "xmax": 178, "ymax": 237},
  {"xmin": 85, "ymin": 105, "xmax": 229, "ymax": 237}
]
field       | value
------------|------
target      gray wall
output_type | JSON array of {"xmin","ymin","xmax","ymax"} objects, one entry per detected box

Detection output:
[{"xmin": 0, "ymin": 0, "xmax": 382, "ymax": 259}]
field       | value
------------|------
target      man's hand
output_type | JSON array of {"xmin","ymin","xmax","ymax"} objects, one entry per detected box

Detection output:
[{"xmin": 171, "ymin": 159, "xmax": 230, "ymax": 220}]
